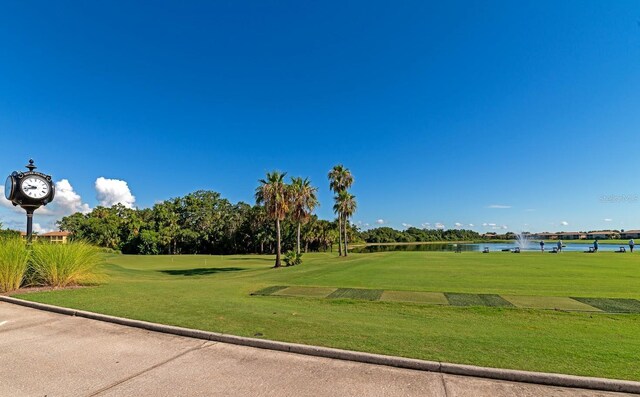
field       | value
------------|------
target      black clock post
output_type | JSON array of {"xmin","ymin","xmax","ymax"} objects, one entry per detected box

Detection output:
[{"xmin": 4, "ymin": 159, "xmax": 56, "ymax": 242}]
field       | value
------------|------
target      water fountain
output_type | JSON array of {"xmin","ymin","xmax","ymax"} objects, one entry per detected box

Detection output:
[{"xmin": 515, "ymin": 232, "xmax": 531, "ymax": 250}]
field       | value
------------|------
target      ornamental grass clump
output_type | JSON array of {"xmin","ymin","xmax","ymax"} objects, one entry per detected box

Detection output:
[
  {"xmin": 0, "ymin": 237, "xmax": 30, "ymax": 293},
  {"xmin": 30, "ymin": 241, "xmax": 102, "ymax": 288}
]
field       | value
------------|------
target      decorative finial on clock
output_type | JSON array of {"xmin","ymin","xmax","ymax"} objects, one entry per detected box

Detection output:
[{"xmin": 26, "ymin": 159, "xmax": 37, "ymax": 172}]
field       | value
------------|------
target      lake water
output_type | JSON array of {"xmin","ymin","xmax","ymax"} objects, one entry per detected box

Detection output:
[{"xmin": 351, "ymin": 242, "xmax": 630, "ymax": 253}]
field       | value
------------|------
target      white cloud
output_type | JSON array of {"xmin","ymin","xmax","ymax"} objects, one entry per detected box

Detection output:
[
  {"xmin": 454, "ymin": 222, "xmax": 462, "ymax": 228},
  {"xmin": 469, "ymin": 224, "xmax": 475, "ymax": 227},
  {"xmin": 401, "ymin": 223, "xmax": 412, "ymax": 228},
  {"xmin": 376, "ymin": 219, "xmax": 385, "ymax": 225},
  {"xmin": 502, "ymin": 225, "xmax": 508, "ymax": 229},
  {"xmin": 95, "ymin": 177, "xmax": 136, "ymax": 208},
  {"xmin": 32, "ymin": 223, "xmax": 52, "ymax": 234},
  {"xmin": 482, "ymin": 223, "xmax": 488, "ymax": 227},
  {"xmin": 488, "ymin": 204, "xmax": 511, "ymax": 209},
  {"xmin": 54, "ymin": 179, "xmax": 91, "ymax": 215},
  {"xmin": 604, "ymin": 218, "xmax": 612, "ymax": 222},
  {"xmin": 488, "ymin": 223, "xmax": 497, "ymax": 227},
  {"xmin": 421, "ymin": 222, "xmax": 430, "ymax": 228},
  {"xmin": 435, "ymin": 223, "xmax": 445, "ymax": 229},
  {"xmin": 560, "ymin": 221, "xmax": 569, "ymax": 226},
  {"xmin": 0, "ymin": 187, "xmax": 22, "ymax": 214}
]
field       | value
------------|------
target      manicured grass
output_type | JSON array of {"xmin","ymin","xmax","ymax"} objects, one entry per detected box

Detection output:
[
  {"xmin": 380, "ymin": 290, "xmax": 448, "ymax": 304},
  {"xmin": 14, "ymin": 251, "xmax": 640, "ymax": 381}
]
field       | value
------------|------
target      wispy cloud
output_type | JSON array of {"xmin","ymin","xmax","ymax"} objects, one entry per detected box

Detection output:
[
  {"xmin": 454, "ymin": 222, "xmax": 462, "ymax": 228},
  {"xmin": 604, "ymin": 218, "xmax": 612, "ymax": 222},
  {"xmin": 560, "ymin": 221, "xmax": 569, "ymax": 226},
  {"xmin": 376, "ymin": 219, "xmax": 385, "ymax": 225},
  {"xmin": 435, "ymin": 223, "xmax": 445, "ymax": 229},
  {"xmin": 488, "ymin": 204, "xmax": 511, "ymax": 209}
]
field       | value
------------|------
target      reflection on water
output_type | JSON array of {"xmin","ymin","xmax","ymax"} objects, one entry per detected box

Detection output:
[{"xmin": 351, "ymin": 242, "xmax": 627, "ymax": 253}]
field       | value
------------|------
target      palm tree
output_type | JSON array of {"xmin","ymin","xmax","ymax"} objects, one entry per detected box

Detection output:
[
  {"xmin": 289, "ymin": 177, "xmax": 319, "ymax": 254},
  {"xmin": 334, "ymin": 190, "xmax": 357, "ymax": 256},
  {"xmin": 255, "ymin": 171, "xmax": 290, "ymax": 268},
  {"xmin": 328, "ymin": 165, "xmax": 354, "ymax": 256}
]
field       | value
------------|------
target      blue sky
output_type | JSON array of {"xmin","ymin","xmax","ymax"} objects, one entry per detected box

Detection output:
[{"xmin": 1, "ymin": 0, "xmax": 639, "ymax": 233}]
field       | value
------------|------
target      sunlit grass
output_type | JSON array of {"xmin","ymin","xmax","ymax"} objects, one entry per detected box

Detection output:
[
  {"xmin": 15, "ymin": 251, "xmax": 640, "ymax": 380},
  {"xmin": 0, "ymin": 238, "xmax": 30, "ymax": 293},
  {"xmin": 29, "ymin": 242, "xmax": 103, "ymax": 287}
]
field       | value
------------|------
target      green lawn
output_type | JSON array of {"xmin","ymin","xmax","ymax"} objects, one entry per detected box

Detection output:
[{"xmin": 14, "ymin": 251, "xmax": 640, "ymax": 381}]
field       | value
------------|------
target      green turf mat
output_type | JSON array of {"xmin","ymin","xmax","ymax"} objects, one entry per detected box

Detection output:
[
  {"xmin": 571, "ymin": 297, "xmax": 640, "ymax": 313},
  {"xmin": 502, "ymin": 295, "xmax": 601, "ymax": 311},
  {"xmin": 327, "ymin": 288, "xmax": 384, "ymax": 301},
  {"xmin": 445, "ymin": 293, "xmax": 514, "ymax": 307},
  {"xmin": 251, "ymin": 285, "xmax": 288, "ymax": 296},
  {"xmin": 380, "ymin": 291, "xmax": 448, "ymax": 304},
  {"xmin": 272, "ymin": 286, "xmax": 337, "ymax": 298}
]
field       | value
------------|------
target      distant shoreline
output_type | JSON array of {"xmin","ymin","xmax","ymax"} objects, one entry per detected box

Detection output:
[{"xmin": 352, "ymin": 239, "xmax": 632, "ymax": 247}]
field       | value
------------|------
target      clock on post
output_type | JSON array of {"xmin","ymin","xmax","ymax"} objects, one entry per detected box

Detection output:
[{"xmin": 5, "ymin": 159, "xmax": 56, "ymax": 242}]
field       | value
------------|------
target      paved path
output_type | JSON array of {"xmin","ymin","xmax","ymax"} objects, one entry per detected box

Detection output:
[{"xmin": 0, "ymin": 302, "xmax": 633, "ymax": 397}]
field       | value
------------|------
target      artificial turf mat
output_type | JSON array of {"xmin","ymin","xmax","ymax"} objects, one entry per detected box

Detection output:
[
  {"xmin": 327, "ymin": 288, "xmax": 384, "ymax": 301},
  {"xmin": 445, "ymin": 293, "xmax": 515, "ymax": 308},
  {"xmin": 571, "ymin": 297, "xmax": 640, "ymax": 313},
  {"xmin": 272, "ymin": 286, "xmax": 337, "ymax": 298},
  {"xmin": 252, "ymin": 286, "xmax": 640, "ymax": 314},
  {"xmin": 251, "ymin": 285, "xmax": 288, "ymax": 296}
]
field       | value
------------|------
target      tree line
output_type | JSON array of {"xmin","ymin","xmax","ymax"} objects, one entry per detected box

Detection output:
[
  {"xmin": 55, "ymin": 165, "xmax": 360, "ymax": 267},
  {"xmin": 359, "ymin": 226, "xmax": 481, "ymax": 243},
  {"xmin": 1, "ymin": 165, "xmax": 491, "ymax": 261},
  {"xmin": 57, "ymin": 192, "xmax": 357, "ymax": 256}
]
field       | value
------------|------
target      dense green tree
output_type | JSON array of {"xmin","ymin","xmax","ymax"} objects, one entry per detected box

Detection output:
[{"xmin": 56, "ymin": 186, "xmax": 348, "ymax": 256}]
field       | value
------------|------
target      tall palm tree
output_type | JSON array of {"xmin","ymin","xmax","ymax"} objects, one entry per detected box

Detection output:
[
  {"xmin": 255, "ymin": 171, "xmax": 290, "ymax": 268},
  {"xmin": 289, "ymin": 177, "xmax": 319, "ymax": 254},
  {"xmin": 334, "ymin": 190, "xmax": 357, "ymax": 256},
  {"xmin": 328, "ymin": 165, "xmax": 354, "ymax": 256}
]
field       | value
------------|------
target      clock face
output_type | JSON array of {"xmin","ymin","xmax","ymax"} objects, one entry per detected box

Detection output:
[
  {"xmin": 21, "ymin": 176, "xmax": 50, "ymax": 200},
  {"xmin": 4, "ymin": 176, "xmax": 12, "ymax": 200}
]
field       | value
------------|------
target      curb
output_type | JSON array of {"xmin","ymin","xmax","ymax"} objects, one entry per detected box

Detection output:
[{"xmin": 2, "ymin": 295, "xmax": 639, "ymax": 394}]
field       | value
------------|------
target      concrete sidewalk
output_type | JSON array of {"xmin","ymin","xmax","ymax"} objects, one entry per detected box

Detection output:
[{"xmin": 0, "ymin": 301, "xmax": 634, "ymax": 397}]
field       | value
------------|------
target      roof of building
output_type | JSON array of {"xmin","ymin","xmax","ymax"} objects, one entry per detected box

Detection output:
[{"xmin": 41, "ymin": 231, "xmax": 72, "ymax": 237}]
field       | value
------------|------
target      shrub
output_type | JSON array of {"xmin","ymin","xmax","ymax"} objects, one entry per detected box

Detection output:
[
  {"xmin": 29, "ymin": 241, "xmax": 103, "ymax": 288},
  {"xmin": 0, "ymin": 238, "xmax": 30, "ymax": 293},
  {"xmin": 284, "ymin": 250, "xmax": 303, "ymax": 267}
]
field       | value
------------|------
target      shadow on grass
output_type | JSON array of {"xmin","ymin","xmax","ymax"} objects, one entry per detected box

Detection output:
[
  {"xmin": 224, "ymin": 257, "xmax": 275, "ymax": 262},
  {"xmin": 159, "ymin": 267, "xmax": 247, "ymax": 276}
]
